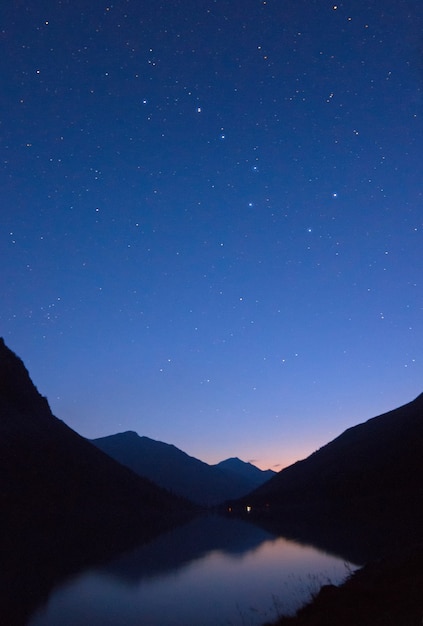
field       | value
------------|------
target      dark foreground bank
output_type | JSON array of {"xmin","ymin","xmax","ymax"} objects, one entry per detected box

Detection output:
[{"xmin": 265, "ymin": 544, "xmax": 423, "ymax": 626}]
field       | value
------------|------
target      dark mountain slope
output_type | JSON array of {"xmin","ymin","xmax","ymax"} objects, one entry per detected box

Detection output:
[
  {"xmin": 231, "ymin": 396, "xmax": 423, "ymax": 626},
  {"xmin": 0, "ymin": 338, "xmax": 189, "ymax": 539},
  {"xmin": 92, "ymin": 432, "xmax": 273, "ymax": 506},
  {"xmin": 247, "ymin": 393, "xmax": 423, "ymax": 504},
  {"xmin": 235, "ymin": 393, "xmax": 423, "ymax": 554},
  {"xmin": 0, "ymin": 338, "xmax": 192, "ymax": 625}
]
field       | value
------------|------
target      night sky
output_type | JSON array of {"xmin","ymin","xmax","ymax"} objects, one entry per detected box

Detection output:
[{"xmin": 2, "ymin": 0, "xmax": 422, "ymax": 470}]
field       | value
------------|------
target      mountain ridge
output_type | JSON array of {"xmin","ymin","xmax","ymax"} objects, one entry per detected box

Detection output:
[
  {"xmin": 231, "ymin": 391, "xmax": 423, "ymax": 559},
  {"xmin": 92, "ymin": 431, "xmax": 275, "ymax": 506},
  {"xmin": 248, "ymin": 391, "xmax": 423, "ymax": 502}
]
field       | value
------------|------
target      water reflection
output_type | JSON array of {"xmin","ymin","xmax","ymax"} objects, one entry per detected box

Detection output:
[{"xmin": 29, "ymin": 516, "xmax": 357, "ymax": 626}]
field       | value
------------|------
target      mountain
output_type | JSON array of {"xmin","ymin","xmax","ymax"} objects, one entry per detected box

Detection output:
[
  {"xmin": 0, "ymin": 338, "xmax": 190, "ymax": 538},
  {"xmin": 233, "ymin": 393, "xmax": 423, "ymax": 553},
  {"xmin": 92, "ymin": 432, "xmax": 274, "ymax": 506},
  {"xmin": 0, "ymin": 338, "xmax": 191, "ymax": 625},
  {"xmin": 216, "ymin": 457, "xmax": 275, "ymax": 488}
]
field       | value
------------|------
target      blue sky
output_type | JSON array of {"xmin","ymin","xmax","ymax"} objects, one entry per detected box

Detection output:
[{"xmin": 1, "ymin": 0, "xmax": 422, "ymax": 469}]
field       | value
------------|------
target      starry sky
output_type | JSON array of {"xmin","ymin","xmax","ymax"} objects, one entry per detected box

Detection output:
[{"xmin": 1, "ymin": 0, "xmax": 422, "ymax": 470}]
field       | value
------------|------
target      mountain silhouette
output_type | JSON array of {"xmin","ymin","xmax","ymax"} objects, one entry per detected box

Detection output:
[
  {"xmin": 0, "ymin": 338, "xmax": 191, "ymax": 625},
  {"xmin": 92, "ymin": 432, "xmax": 274, "ymax": 506},
  {"xmin": 237, "ymin": 395, "xmax": 423, "ymax": 626},
  {"xmin": 233, "ymin": 392, "xmax": 423, "ymax": 556},
  {"xmin": 216, "ymin": 456, "xmax": 275, "ymax": 487}
]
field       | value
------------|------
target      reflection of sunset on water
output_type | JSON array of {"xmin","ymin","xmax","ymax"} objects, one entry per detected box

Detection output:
[{"xmin": 30, "ymin": 517, "xmax": 357, "ymax": 626}]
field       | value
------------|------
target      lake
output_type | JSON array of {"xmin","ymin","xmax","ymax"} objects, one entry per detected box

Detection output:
[{"xmin": 28, "ymin": 515, "xmax": 357, "ymax": 626}]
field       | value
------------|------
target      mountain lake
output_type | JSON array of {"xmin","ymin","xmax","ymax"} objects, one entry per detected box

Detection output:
[{"xmin": 28, "ymin": 515, "xmax": 358, "ymax": 626}]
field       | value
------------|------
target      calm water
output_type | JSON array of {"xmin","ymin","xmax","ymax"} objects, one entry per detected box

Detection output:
[{"xmin": 29, "ymin": 516, "xmax": 357, "ymax": 626}]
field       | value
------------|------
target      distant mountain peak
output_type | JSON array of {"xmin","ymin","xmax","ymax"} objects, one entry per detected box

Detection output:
[
  {"xmin": 116, "ymin": 430, "xmax": 140, "ymax": 439},
  {"xmin": 217, "ymin": 457, "xmax": 253, "ymax": 469},
  {"xmin": 93, "ymin": 433, "xmax": 275, "ymax": 506},
  {"xmin": 216, "ymin": 457, "xmax": 276, "ymax": 485}
]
